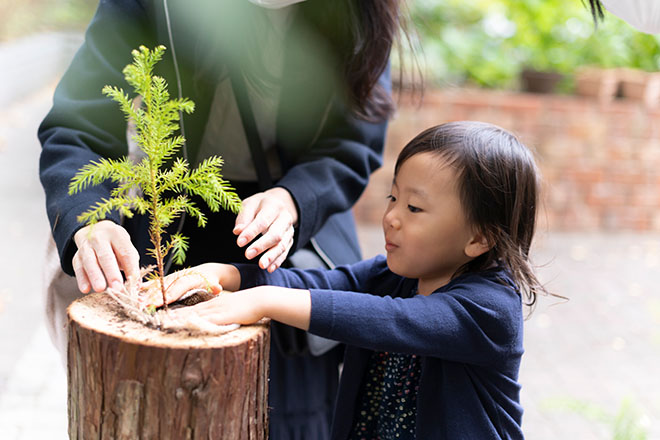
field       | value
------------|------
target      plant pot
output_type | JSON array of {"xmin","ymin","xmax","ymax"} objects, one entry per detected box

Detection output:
[
  {"xmin": 520, "ymin": 68, "xmax": 564, "ymax": 94},
  {"xmin": 67, "ymin": 293, "xmax": 270, "ymax": 439},
  {"xmin": 618, "ymin": 68, "xmax": 660, "ymax": 108},
  {"xmin": 574, "ymin": 67, "xmax": 619, "ymax": 103}
]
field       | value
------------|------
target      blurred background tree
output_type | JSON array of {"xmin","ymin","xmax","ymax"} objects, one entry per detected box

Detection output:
[
  {"xmin": 1, "ymin": 0, "xmax": 659, "ymax": 91},
  {"xmin": 408, "ymin": 0, "xmax": 660, "ymax": 91}
]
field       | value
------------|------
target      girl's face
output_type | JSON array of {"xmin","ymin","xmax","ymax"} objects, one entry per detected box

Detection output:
[{"xmin": 382, "ymin": 152, "xmax": 483, "ymax": 295}]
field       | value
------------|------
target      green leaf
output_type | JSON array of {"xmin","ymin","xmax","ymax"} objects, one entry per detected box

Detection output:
[
  {"xmin": 181, "ymin": 156, "xmax": 242, "ymax": 214},
  {"xmin": 68, "ymin": 157, "xmax": 135, "ymax": 195},
  {"xmin": 169, "ymin": 233, "xmax": 189, "ymax": 266},
  {"xmin": 76, "ymin": 196, "xmax": 139, "ymax": 224},
  {"xmin": 184, "ymin": 202, "xmax": 207, "ymax": 227},
  {"xmin": 157, "ymin": 196, "xmax": 189, "ymax": 227}
]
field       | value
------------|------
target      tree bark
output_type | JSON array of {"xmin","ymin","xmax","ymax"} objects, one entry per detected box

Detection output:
[{"xmin": 67, "ymin": 292, "xmax": 270, "ymax": 440}]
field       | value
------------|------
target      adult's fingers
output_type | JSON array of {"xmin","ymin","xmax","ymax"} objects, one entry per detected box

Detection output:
[
  {"xmin": 255, "ymin": 223, "xmax": 294, "ymax": 271},
  {"xmin": 238, "ymin": 206, "xmax": 278, "ymax": 252},
  {"xmin": 112, "ymin": 232, "xmax": 141, "ymax": 284},
  {"xmin": 73, "ymin": 221, "xmax": 139, "ymax": 292},
  {"xmin": 246, "ymin": 212, "xmax": 292, "ymax": 262},
  {"xmin": 95, "ymin": 239, "xmax": 124, "ymax": 291},
  {"xmin": 71, "ymin": 252, "xmax": 92, "ymax": 293},
  {"xmin": 264, "ymin": 232, "xmax": 294, "ymax": 273},
  {"xmin": 235, "ymin": 188, "xmax": 298, "ymax": 249},
  {"xmin": 76, "ymin": 242, "xmax": 108, "ymax": 292},
  {"xmin": 233, "ymin": 195, "xmax": 262, "ymax": 242}
]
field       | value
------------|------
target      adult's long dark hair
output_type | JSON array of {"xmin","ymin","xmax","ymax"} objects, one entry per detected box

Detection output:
[
  {"xmin": 190, "ymin": 0, "xmax": 407, "ymax": 123},
  {"xmin": 308, "ymin": 1, "xmax": 403, "ymax": 122}
]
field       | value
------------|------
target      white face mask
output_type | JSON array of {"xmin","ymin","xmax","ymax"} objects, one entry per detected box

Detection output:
[
  {"xmin": 601, "ymin": 0, "xmax": 660, "ymax": 34},
  {"xmin": 248, "ymin": 0, "xmax": 306, "ymax": 9}
]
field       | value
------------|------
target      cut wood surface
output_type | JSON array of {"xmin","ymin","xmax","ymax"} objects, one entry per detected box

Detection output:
[{"xmin": 67, "ymin": 292, "xmax": 270, "ymax": 440}]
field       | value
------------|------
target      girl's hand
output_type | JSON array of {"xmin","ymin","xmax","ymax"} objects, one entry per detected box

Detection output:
[
  {"xmin": 173, "ymin": 288, "xmax": 266, "ymax": 326},
  {"xmin": 140, "ymin": 263, "xmax": 241, "ymax": 308},
  {"xmin": 174, "ymin": 286, "xmax": 312, "ymax": 330},
  {"xmin": 233, "ymin": 188, "xmax": 297, "ymax": 273}
]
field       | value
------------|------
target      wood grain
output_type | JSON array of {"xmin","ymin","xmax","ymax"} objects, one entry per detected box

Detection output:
[{"xmin": 67, "ymin": 293, "xmax": 270, "ymax": 439}]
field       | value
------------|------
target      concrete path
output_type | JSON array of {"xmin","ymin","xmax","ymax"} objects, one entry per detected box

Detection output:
[
  {"xmin": 0, "ymin": 33, "xmax": 78, "ymax": 440},
  {"xmin": 1, "ymin": 33, "xmax": 659, "ymax": 439}
]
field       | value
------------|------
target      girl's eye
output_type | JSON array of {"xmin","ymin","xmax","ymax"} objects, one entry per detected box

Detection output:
[
  {"xmin": 408, "ymin": 205, "xmax": 421, "ymax": 213},
  {"xmin": 386, "ymin": 194, "xmax": 396, "ymax": 202}
]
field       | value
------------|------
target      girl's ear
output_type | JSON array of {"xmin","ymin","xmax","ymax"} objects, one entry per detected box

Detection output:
[{"xmin": 464, "ymin": 232, "xmax": 491, "ymax": 258}]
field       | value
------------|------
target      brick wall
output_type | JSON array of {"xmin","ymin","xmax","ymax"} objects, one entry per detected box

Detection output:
[{"xmin": 353, "ymin": 88, "xmax": 660, "ymax": 231}]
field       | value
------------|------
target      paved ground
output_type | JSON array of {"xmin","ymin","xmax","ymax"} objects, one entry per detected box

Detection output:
[{"xmin": 1, "ymin": 34, "xmax": 659, "ymax": 439}]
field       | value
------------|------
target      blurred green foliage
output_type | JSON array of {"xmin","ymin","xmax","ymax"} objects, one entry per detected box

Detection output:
[
  {"xmin": 410, "ymin": 0, "xmax": 660, "ymax": 89},
  {"xmin": 4, "ymin": 0, "xmax": 660, "ymax": 93},
  {"xmin": 544, "ymin": 396, "xmax": 650, "ymax": 440}
]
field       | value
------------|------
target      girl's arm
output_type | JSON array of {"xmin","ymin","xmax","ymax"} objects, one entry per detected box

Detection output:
[
  {"xmin": 174, "ymin": 277, "xmax": 522, "ymax": 368},
  {"xmin": 161, "ymin": 261, "xmax": 522, "ymax": 367},
  {"xmin": 151, "ymin": 256, "xmax": 392, "ymax": 307},
  {"xmin": 151, "ymin": 255, "xmax": 392, "ymax": 307},
  {"xmin": 306, "ymin": 278, "xmax": 524, "ymax": 367},
  {"xmin": 175, "ymin": 286, "xmax": 312, "ymax": 331}
]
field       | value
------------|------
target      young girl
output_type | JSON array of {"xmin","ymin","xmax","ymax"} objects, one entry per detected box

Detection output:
[{"xmin": 162, "ymin": 120, "xmax": 543, "ymax": 439}]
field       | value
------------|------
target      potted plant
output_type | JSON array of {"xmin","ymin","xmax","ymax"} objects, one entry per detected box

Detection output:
[
  {"xmin": 617, "ymin": 67, "xmax": 660, "ymax": 107},
  {"xmin": 574, "ymin": 66, "xmax": 619, "ymax": 102},
  {"xmin": 506, "ymin": 1, "xmax": 580, "ymax": 94},
  {"xmin": 66, "ymin": 46, "xmax": 269, "ymax": 439}
]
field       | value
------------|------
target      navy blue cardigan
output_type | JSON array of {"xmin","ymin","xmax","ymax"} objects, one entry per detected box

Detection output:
[
  {"xmin": 38, "ymin": 0, "xmax": 388, "ymax": 274},
  {"xmin": 238, "ymin": 256, "xmax": 526, "ymax": 439}
]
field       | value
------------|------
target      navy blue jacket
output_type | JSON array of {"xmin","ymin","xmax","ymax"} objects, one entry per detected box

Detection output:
[
  {"xmin": 238, "ymin": 256, "xmax": 526, "ymax": 439},
  {"xmin": 38, "ymin": 2, "xmax": 389, "ymax": 439},
  {"xmin": 38, "ymin": 0, "xmax": 388, "ymax": 275}
]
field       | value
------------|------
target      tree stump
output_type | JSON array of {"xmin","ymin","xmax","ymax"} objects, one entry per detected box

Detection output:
[{"xmin": 67, "ymin": 292, "xmax": 270, "ymax": 440}]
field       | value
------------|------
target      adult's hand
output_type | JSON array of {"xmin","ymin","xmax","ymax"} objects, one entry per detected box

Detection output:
[
  {"xmin": 234, "ymin": 187, "xmax": 298, "ymax": 273},
  {"xmin": 72, "ymin": 220, "xmax": 140, "ymax": 293}
]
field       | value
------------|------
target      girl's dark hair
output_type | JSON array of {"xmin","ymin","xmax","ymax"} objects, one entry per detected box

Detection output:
[{"xmin": 395, "ymin": 121, "xmax": 545, "ymax": 307}]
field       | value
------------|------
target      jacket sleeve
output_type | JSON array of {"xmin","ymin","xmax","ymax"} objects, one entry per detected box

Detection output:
[
  {"xmin": 38, "ymin": 0, "xmax": 154, "ymax": 274},
  {"xmin": 236, "ymin": 260, "xmax": 522, "ymax": 366},
  {"xmin": 308, "ymin": 275, "xmax": 524, "ymax": 367},
  {"xmin": 236, "ymin": 255, "xmax": 394, "ymax": 293},
  {"xmin": 275, "ymin": 67, "xmax": 391, "ymax": 251}
]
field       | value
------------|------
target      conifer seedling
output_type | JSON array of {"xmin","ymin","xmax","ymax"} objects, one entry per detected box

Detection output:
[{"xmin": 69, "ymin": 45, "xmax": 242, "ymax": 309}]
